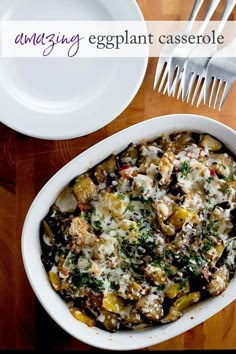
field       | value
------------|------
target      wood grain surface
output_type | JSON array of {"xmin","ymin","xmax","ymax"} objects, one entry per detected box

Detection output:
[{"xmin": 0, "ymin": 0, "xmax": 236, "ymax": 351}]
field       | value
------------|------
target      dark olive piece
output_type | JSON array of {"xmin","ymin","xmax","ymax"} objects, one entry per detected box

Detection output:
[
  {"xmin": 191, "ymin": 132, "xmax": 201, "ymax": 145},
  {"xmin": 230, "ymin": 208, "xmax": 236, "ymax": 219},
  {"xmin": 218, "ymin": 202, "xmax": 231, "ymax": 209}
]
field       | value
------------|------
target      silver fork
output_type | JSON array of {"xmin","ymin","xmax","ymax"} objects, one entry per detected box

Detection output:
[
  {"xmin": 204, "ymin": 35, "xmax": 236, "ymax": 110},
  {"xmin": 167, "ymin": 0, "xmax": 221, "ymax": 96},
  {"xmin": 180, "ymin": 0, "xmax": 236, "ymax": 105},
  {"xmin": 153, "ymin": 0, "xmax": 204, "ymax": 92}
]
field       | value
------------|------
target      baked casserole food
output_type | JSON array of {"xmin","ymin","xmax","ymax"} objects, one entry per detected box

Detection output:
[{"xmin": 40, "ymin": 131, "xmax": 236, "ymax": 332}]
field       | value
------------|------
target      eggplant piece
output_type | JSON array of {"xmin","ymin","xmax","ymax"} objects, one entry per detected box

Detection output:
[
  {"xmin": 204, "ymin": 239, "xmax": 225, "ymax": 267},
  {"xmin": 70, "ymin": 307, "xmax": 96, "ymax": 327},
  {"xmin": 173, "ymin": 292, "xmax": 200, "ymax": 312},
  {"xmin": 98, "ymin": 308, "xmax": 120, "ymax": 333},
  {"xmin": 200, "ymin": 134, "xmax": 222, "ymax": 151},
  {"xmin": 48, "ymin": 270, "xmax": 61, "ymax": 291},
  {"xmin": 138, "ymin": 144, "xmax": 163, "ymax": 173},
  {"xmin": 41, "ymin": 206, "xmax": 72, "ymax": 246},
  {"xmin": 209, "ymin": 153, "xmax": 234, "ymax": 178},
  {"xmin": 102, "ymin": 292, "xmax": 125, "ymax": 314},
  {"xmin": 206, "ymin": 265, "xmax": 229, "ymax": 296},
  {"xmin": 126, "ymin": 281, "xmax": 145, "ymax": 300},
  {"xmin": 153, "ymin": 198, "xmax": 176, "ymax": 222},
  {"xmin": 160, "ymin": 220, "xmax": 176, "ymax": 237},
  {"xmin": 164, "ymin": 280, "xmax": 190, "ymax": 299},
  {"xmin": 94, "ymin": 155, "xmax": 118, "ymax": 184},
  {"xmin": 161, "ymin": 293, "xmax": 200, "ymax": 324},
  {"xmin": 161, "ymin": 132, "xmax": 194, "ymax": 154},
  {"xmin": 78, "ymin": 294, "xmax": 103, "ymax": 319},
  {"xmin": 121, "ymin": 305, "xmax": 151, "ymax": 329},
  {"xmin": 69, "ymin": 217, "xmax": 97, "ymax": 247},
  {"xmin": 160, "ymin": 306, "xmax": 182, "ymax": 324},
  {"xmin": 72, "ymin": 175, "xmax": 97, "ymax": 210},
  {"xmin": 55, "ymin": 187, "xmax": 77, "ymax": 213},
  {"xmin": 158, "ymin": 152, "xmax": 176, "ymax": 186},
  {"xmin": 145, "ymin": 265, "xmax": 167, "ymax": 285},
  {"xmin": 119, "ymin": 143, "xmax": 139, "ymax": 167},
  {"xmin": 136, "ymin": 294, "xmax": 164, "ymax": 321},
  {"xmin": 120, "ymin": 304, "xmax": 144, "ymax": 326},
  {"xmin": 172, "ymin": 132, "xmax": 193, "ymax": 150},
  {"xmin": 168, "ymin": 207, "xmax": 199, "ymax": 230},
  {"xmin": 42, "ymin": 220, "xmax": 55, "ymax": 246},
  {"xmin": 97, "ymin": 191, "xmax": 129, "ymax": 219}
]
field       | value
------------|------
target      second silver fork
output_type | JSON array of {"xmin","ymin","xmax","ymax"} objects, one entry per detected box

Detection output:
[
  {"xmin": 166, "ymin": 0, "xmax": 221, "ymax": 95},
  {"xmin": 204, "ymin": 36, "xmax": 236, "ymax": 110},
  {"xmin": 180, "ymin": 0, "xmax": 236, "ymax": 106},
  {"xmin": 153, "ymin": 0, "xmax": 204, "ymax": 92}
]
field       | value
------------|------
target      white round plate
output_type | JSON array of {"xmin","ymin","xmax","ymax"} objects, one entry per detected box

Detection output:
[{"xmin": 0, "ymin": 0, "xmax": 148, "ymax": 139}]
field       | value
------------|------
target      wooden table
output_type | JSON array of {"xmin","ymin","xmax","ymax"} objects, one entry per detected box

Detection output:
[{"xmin": 1, "ymin": 0, "xmax": 236, "ymax": 351}]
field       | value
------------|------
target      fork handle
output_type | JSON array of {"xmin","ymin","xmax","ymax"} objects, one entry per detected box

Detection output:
[
  {"xmin": 184, "ymin": 0, "xmax": 204, "ymax": 34},
  {"xmin": 216, "ymin": 0, "xmax": 236, "ymax": 36},
  {"xmin": 197, "ymin": 0, "xmax": 221, "ymax": 36}
]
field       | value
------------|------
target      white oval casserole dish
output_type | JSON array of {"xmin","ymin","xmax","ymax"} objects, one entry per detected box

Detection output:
[{"xmin": 22, "ymin": 114, "xmax": 236, "ymax": 351}]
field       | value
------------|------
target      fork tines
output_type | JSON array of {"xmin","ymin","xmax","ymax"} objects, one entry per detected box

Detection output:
[{"xmin": 154, "ymin": 0, "xmax": 236, "ymax": 111}]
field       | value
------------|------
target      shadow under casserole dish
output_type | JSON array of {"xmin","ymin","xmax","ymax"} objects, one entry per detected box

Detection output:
[{"xmin": 40, "ymin": 131, "xmax": 236, "ymax": 332}]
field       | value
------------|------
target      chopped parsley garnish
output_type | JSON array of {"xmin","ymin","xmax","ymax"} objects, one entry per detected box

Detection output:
[
  {"xmin": 120, "ymin": 240, "xmax": 134, "ymax": 257},
  {"xmin": 151, "ymin": 256, "xmax": 163, "ymax": 267},
  {"xmin": 94, "ymin": 220, "xmax": 102, "ymax": 229},
  {"xmin": 202, "ymin": 238, "xmax": 214, "ymax": 252},
  {"xmin": 84, "ymin": 207, "xmax": 96, "ymax": 220},
  {"xmin": 206, "ymin": 176, "xmax": 214, "ymax": 183},
  {"xmin": 180, "ymin": 161, "xmax": 191, "ymax": 178},
  {"xmin": 140, "ymin": 209, "xmax": 145, "ymax": 217},
  {"xmin": 138, "ymin": 231, "xmax": 152, "ymax": 246},
  {"xmin": 90, "ymin": 278, "xmax": 104, "ymax": 292},
  {"xmin": 220, "ymin": 186, "xmax": 230, "ymax": 194},
  {"xmin": 139, "ymin": 186, "xmax": 145, "ymax": 193},
  {"xmin": 71, "ymin": 269, "xmax": 103, "ymax": 293},
  {"xmin": 174, "ymin": 277, "xmax": 187, "ymax": 289},
  {"xmin": 164, "ymin": 265, "xmax": 173, "ymax": 276},
  {"xmin": 110, "ymin": 281, "xmax": 117, "ymax": 290},
  {"xmin": 156, "ymin": 284, "xmax": 165, "ymax": 291},
  {"xmin": 206, "ymin": 220, "xmax": 219, "ymax": 234},
  {"xmin": 127, "ymin": 204, "xmax": 134, "ymax": 212},
  {"xmin": 165, "ymin": 249, "xmax": 174, "ymax": 257}
]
